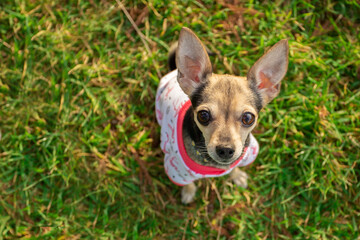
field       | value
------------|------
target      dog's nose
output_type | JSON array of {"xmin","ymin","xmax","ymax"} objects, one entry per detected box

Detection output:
[{"xmin": 216, "ymin": 146, "xmax": 235, "ymax": 160}]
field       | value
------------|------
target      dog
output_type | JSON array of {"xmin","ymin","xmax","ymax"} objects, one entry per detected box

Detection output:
[{"xmin": 155, "ymin": 27, "xmax": 289, "ymax": 204}]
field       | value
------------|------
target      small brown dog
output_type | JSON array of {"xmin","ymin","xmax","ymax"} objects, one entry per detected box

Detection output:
[{"xmin": 156, "ymin": 27, "xmax": 289, "ymax": 204}]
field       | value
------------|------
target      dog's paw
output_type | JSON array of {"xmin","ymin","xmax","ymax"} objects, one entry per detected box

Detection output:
[
  {"xmin": 230, "ymin": 169, "xmax": 248, "ymax": 189},
  {"xmin": 181, "ymin": 183, "xmax": 197, "ymax": 204}
]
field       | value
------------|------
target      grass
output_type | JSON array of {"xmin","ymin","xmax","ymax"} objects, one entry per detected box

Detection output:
[{"xmin": 0, "ymin": 0, "xmax": 359, "ymax": 239}]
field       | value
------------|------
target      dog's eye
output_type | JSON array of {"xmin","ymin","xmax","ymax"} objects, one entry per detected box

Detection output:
[
  {"xmin": 197, "ymin": 110, "xmax": 211, "ymax": 126},
  {"xmin": 241, "ymin": 112, "xmax": 255, "ymax": 127}
]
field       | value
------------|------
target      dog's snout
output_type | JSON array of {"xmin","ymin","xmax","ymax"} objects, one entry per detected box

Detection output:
[{"xmin": 216, "ymin": 146, "xmax": 235, "ymax": 160}]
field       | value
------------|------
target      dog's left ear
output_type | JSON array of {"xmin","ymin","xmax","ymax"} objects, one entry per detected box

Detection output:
[
  {"xmin": 176, "ymin": 27, "xmax": 212, "ymax": 96},
  {"xmin": 247, "ymin": 39, "xmax": 289, "ymax": 105}
]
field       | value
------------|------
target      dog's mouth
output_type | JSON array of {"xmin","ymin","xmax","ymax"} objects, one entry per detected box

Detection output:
[
  {"xmin": 195, "ymin": 144, "xmax": 245, "ymax": 168},
  {"xmin": 208, "ymin": 146, "xmax": 244, "ymax": 166},
  {"xmin": 200, "ymin": 135, "xmax": 250, "ymax": 167}
]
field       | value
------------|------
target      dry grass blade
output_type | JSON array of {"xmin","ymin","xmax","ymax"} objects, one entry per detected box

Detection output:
[
  {"xmin": 129, "ymin": 146, "xmax": 153, "ymax": 188},
  {"xmin": 116, "ymin": 0, "xmax": 161, "ymax": 78}
]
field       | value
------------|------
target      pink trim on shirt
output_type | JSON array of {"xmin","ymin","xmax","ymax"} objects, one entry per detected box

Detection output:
[
  {"xmin": 165, "ymin": 166, "xmax": 185, "ymax": 186},
  {"xmin": 176, "ymin": 100, "xmax": 249, "ymax": 175}
]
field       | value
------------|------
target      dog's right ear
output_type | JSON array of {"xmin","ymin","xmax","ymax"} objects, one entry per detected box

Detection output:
[
  {"xmin": 176, "ymin": 27, "xmax": 212, "ymax": 96},
  {"xmin": 247, "ymin": 40, "xmax": 289, "ymax": 106}
]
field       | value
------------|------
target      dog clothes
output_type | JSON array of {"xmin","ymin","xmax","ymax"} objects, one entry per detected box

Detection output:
[{"xmin": 155, "ymin": 70, "xmax": 259, "ymax": 186}]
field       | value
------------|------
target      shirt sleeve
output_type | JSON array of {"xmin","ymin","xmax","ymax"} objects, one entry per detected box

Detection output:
[{"xmin": 237, "ymin": 134, "xmax": 259, "ymax": 167}]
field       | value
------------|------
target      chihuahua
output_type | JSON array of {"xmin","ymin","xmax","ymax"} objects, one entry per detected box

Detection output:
[{"xmin": 155, "ymin": 27, "xmax": 289, "ymax": 204}]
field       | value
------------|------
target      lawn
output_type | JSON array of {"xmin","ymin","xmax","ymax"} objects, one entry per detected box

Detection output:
[{"xmin": 0, "ymin": 0, "xmax": 359, "ymax": 239}]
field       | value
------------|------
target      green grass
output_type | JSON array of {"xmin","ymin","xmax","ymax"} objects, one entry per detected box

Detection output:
[{"xmin": 0, "ymin": 0, "xmax": 359, "ymax": 239}]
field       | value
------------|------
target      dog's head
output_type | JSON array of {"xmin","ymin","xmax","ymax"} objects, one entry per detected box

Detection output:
[{"xmin": 176, "ymin": 27, "xmax": 289, "ymax": 166}]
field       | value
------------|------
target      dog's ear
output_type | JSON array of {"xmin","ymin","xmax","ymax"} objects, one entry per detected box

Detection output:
[
  {"xmin": 247, "ymin": 39, "xmax": 289, "ymax": 105},
  {"xmin": 176, "ymin": 27, "xmax": 212, "ymax": 96}
]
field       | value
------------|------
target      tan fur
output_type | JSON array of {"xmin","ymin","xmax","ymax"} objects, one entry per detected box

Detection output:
[
  {"xmin": 229, "ymin": 167, "xmax": 249, "ymax": 188},
  {"xmin": 192, "ymin": 74, "xmax": 258, "ymax": 166},
  {"xmin": 181, "ymin": 182, "xmax": 197, "ymax": 204}
]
